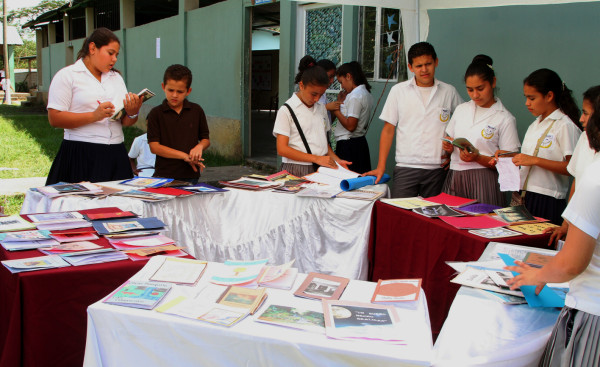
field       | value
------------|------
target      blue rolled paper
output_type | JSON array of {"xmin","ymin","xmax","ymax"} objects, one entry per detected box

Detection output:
[{"xmin": 340, "ymin": 173, "xmax": 390, "ymax": 191}]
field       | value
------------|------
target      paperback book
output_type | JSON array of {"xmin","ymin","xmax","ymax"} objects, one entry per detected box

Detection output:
[
  {"xmin": 468, "ymin": 227, "xmax": 522, "ymax": 239},
  {"xmin": 493, "ymin": 205, "xmax": 537, "ymax": 224},
  {"xmin": 217, "ymin": 286, "xmax": 268, "ymax": 315},
  {"xmin": 294, "ymin": 272, "xmax": 349, "ymax": 301},
  {"xmin": 371, "ymin": 279, "xmax": 422, "ymax": 303},
  {"xmin": 413, "ymin": 204, "xmax": 463, "ymax": 218},
  {"xmin": 104, "ymin": 280, "xmax": 171, "ymax": 310},
  {"xmin": 379, "ymin": 197, "xmax": 438, "ymax": 210},
  {"xmin": 110, "ymin": 88, "xmax": 155, "ymax": 121},
  {"xmin": 508, "ymin": 222, "xmax": 559, "ymax": 235},
  {"xmin": 210, "ymin": 259, "xmax": 268, "ymax": 286},
  {"xmin": 450, "ymin": 267, "xmax": 524, "ymax": 298},
  {"xmin": 1, "ymin": 255, "xmax": 71, "ymax": 273},
  {"xmin": 124, "ymin": 245, "xmax": 187, "ymax": 261},
  {"xmin": 92, "ymin": 217, "xmax": 166, "ymax": 235},
  {"xmin": 255, "ymin": 304, "xmax": 325, "ymax": 333},
  {"xmin": 423, "ymin": 192, "xmax": 477, "ymax": 208},
  {"xmin": 119, "ymin": 177, "xmax": 174, "ymax": 188},
  {"xmin": 149, "ymin": 257, "xmax": 208, "ymax": 284},
  {"xmin": 37, "ymin": 182, "xmax": 102, "ymax": 197},
  {"xmin": 0, "ymin": 215, "xmax": 36, "ymax": 232},
  {"xmin": 257, "ymin": 260, "xmax": 298, "ymax": 290}
]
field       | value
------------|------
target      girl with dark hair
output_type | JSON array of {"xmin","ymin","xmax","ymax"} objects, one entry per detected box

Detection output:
[
  {"xmin": 545, "ymin": 85, "xmax": 600, "ymax": 246},
  {"xmin": 316, "ymin": 59, "xmax": 339, "ymax": 122},
  {"xmin": 273, "ymin": 56, "xmax": 349, "ymax": 177},
  {"xmin": 441, "ymin": 55, "xmax": 520, "ymax": 206},
  {"xmin": 330, "ymin": 61, "xmax": 374, "ymax": 173},
  {"xmin": 46, "ymin": 27, "xmax": 143, "ymax": 185},
  {"xmin": 501, "ymin": 68, "xmax": 582, "ymax": 224},
  {"xmin": 506, "ymin": 94, "xmax": 600, "ymax": 367}
]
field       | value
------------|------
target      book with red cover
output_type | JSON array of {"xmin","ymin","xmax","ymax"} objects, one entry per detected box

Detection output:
[
  {"xmin": 83, "ymin": 210, "xmax": 137, "ymax": 221},
  {"xmin": 439, "ymin": 215, "xmax": 507, "ymax": 229},
  {"xmin": 371, "ymin": 279, "xmax": 422, "ymax": 303},
  {"xmin": 140, "ymin": 187, "xmax": 195, "ymax": 197},
  {"xmin": 423, "ymin": 192, "xmax": 477, "ymax": 207}
]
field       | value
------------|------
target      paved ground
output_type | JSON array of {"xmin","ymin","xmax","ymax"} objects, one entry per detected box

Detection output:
[{"xmin": 0, "ymin": 163, "xmax": 278, "ymax": 195}]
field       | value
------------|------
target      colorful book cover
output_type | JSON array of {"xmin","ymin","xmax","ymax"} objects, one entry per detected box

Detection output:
[
  {"xmin": 508, "ymin": 222, "xmax": 559, "ymax": 235},
  {"xmin": 423, "ymin": 192, "xmax": 477, "ymax": 207},
  {"xmin": 210, "ymin": 259, "xmax": 268, "ymax": 286},
  {"xmin": 104, "ymin": 281, "xmax": 172, "ymax": 310},
  {"xmin": 371, "ymin": 279, "xmax": 422, "ymax": 303},
  {"xmin": 439, "ymin": 215, "xmax": 507, "ymax": 229},
  {"xmin": 255, "ymin": 304, "xmax": 325, "ymax": 333},
  {"xmin": 294, "ymin": 272, "xmax": 349, "ymax": 301}
]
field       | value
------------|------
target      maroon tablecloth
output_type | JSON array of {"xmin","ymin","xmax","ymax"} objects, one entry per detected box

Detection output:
[
  {"xmin": 368, "ymin": 201, "xmax": 550, "ymax": 338},
  {"xmin": 0, "ymin": 208, "xmax": 148, "ymax": 367}
]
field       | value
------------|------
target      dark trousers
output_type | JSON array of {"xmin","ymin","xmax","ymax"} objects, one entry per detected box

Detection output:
[{"xmin": 392, "ymin": 166, "xmax": 447, "ymax": 198}]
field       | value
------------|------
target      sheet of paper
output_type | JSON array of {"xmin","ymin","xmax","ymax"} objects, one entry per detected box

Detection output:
[{"xmin": 496, "ymin": 157, "xmax": 520, "ymax": 192}]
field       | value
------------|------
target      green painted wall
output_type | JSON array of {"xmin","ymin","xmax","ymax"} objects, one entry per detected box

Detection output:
[
  {"xmin": 427, "ymin": 2, "xmax": 600, "ymax": 139},
  {"xmin": 49, "ymin": 43, "xmax": 66, "ymax": 80}
]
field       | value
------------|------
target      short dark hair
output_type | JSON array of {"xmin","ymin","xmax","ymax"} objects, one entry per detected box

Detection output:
[
  {"xmin": 317, "ymin": 59, "xmax": 336, "ymax": 72},
  {"xmin": 336, "ymin": 61, "xmax": 371, "ymax": 92},
  {"xmin": 163, "ymin": 64, "xmax": 192, "ymax": 89},
  {"xmin": 407, "ymin": 42, "xmax": 437, "ymax": 65}
]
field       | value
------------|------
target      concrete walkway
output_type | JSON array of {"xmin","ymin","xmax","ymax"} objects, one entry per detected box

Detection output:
[{"xmin": 0, "ymin": 164, "xmax": 277, "ymax": 195}]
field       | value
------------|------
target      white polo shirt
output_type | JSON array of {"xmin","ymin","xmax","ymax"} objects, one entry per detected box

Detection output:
[
  {"xmin": 379, "ymin": 77, "xmax": 463, "ymax": 169},
  {"xmin": 273, "ymin": 93, "xmax": 330, "ymax": 165},
  {"xmin": 446, "ymin": 98, "xmax": 520, "ymax": 171},
  {"xmin": 128, "ymin": 133, "xmax": 156, "ymax": 177},
  {"xmin": 334, "ymin": 84, "xmax": 373, "ymax": 141},
  {"xmin": 519, "ymin": 109, "xmax": 581, "ymax": 199},
  {"xmin": 47, "ymin": 59, "xmax": 129, "ymax": 145},
  {"xmin": 563, "ymin": 156, "xmax": 600, "ymax": 316},
  {"xmin": 567, "ymin": 133, "xmax": 598, "ymax": 187}
]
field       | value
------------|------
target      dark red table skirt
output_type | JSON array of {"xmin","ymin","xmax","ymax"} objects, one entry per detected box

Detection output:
[
  {"xmin": 368, "ymin": 201, "xmax": 551, "ymax": 338},
  {"xmin": 0, "ymin": 208, "xmax": 147, "ymax": 367}
]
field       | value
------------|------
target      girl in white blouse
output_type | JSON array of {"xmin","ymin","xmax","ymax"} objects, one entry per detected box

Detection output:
[
  {"xmin": 46, "ymin": 27, "xmax": 142, "ymax": 185},
  {"xmin": 442, "ymin": 55, "xmax": 520, "ymax": 206}
]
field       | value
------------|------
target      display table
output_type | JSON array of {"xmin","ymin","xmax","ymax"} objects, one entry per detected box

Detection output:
[
  {"xmin": 432, "ymin": 242, "xmax": 561, "ymax": 366},
  {"xmin": 22, "ymin": 183, "xmax": 383, "ymax": 280},
  {"xmin": 0, "ymin": 245, "xmax": 144, "ymax": 367},
  {"xmin": 368, "ymin": 201, "xmax": 551, "ymax": 337},
  {"xmin": 83, "ymin": 256, "xmax": 434, "ymax": 367}
]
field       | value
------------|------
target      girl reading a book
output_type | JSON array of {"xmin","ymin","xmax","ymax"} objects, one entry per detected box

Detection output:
[
  {"xmin": 506, "ymin": 95, "xmax": 600, "ymax": 366},
  {"xmin": 497, "ymin": 69, "xmax": 581, "ymax": 225},
  {"xmin": 46, "ymin": 27, "xmax": 143, "ymax": 185},
  {"xmin": 330, "ymin": 61, "xmax": 374, "ymax": 174},
  {"xmin": 441, "ymin": 55, "xmax": 520, "ymax": 206},
  {"xmin": 272, "ymin": 56, "xmax": 349, "ymax": 177}
]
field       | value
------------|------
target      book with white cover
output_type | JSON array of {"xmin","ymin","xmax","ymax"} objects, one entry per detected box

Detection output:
[
  {"xmin": 304, "ymin": 162, "xmax": 359, "ymax": 187},
  {"xmin": 2, "ymin": 255, "xmax": 71, "ymax": 273},
  {"xmin": 150, "ymin": 257, "xmax": 207, "ymax": 285}
]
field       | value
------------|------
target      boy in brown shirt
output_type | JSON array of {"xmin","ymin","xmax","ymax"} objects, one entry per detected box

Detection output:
[{"xmin": 147, "ymin": 64, "xmax": 210, "ymax": 183}]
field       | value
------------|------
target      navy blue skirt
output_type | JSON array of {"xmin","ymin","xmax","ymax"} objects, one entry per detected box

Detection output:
[
  {"xmin": 335, "ymin": 136, "xmax": 371, "ymax": 174},
  {"xmin": 524, "ymin": 191, "xmax": 567, "ymax": 225},
  {"xmin": 46, "ymin": 140, "xmax": 133, "ymax": 185}
]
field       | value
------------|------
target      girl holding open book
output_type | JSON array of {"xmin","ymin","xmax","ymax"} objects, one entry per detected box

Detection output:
[
  {"xmin": 506, "ymin": 94, "xmax": 600, "ymax": 366},
  {"xmin": 272, "ymin": 56, "xmax": 349, "ymax": 177},
  {"xmin": 46, "ymin": 27, "xmax": 143, "ymax": 185},
  {"xmin": 498, "ymin": 69, "xmax": 581, "ymax": 225},
  {"xmin": 441, "ymin": 55, "xmax": 520, "ymax": 206}
]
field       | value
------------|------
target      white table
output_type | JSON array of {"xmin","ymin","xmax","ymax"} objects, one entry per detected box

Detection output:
[
  {"xmin": 83, "ymin": 256, "xmax": 433, "ymax": 367},
  {"xmin": 22, "ymin": 183, "xmax": 384, "ymax": 280},
  {"xmin": 432, "ymin": 242, "xmax": 562, "ymax": 367}
]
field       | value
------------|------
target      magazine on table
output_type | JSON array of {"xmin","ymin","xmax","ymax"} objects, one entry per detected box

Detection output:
[
  {"xmin": 49, "ymin": 232, "xmax": 99, "ymax": 243},
  {"xmin": 217, "ymin": 286, "xmax": 268, "ymax": 315},
  {"xmin": 61, "ymin": 249, "xmax": 129, "ymax": 266},
  {"xmin": 379, "ymin": 197, "xmax": 438, "ymax": 210},
  {"xmin": 210, "ymin": 259, "xmax": 268, "ymax": 286},
  {"xmin": 0, "ymin": 215, "xmax": 36, "ymax": 232},
  {"xmin": 124, "ymin": 245, "xmax": 187, "ymax": 261},
  {"xmin": 1, "ymin": 255, "xmax": 71, "ymax": 273},
  {"xmin": 371, "ymin": 279, "xmax": 422, "ymax": 303},
  {"xmin": 303, "ymin": 162, "xmax": 359, "ymax": 187},
  {"xmin": 335, "ymin": 190, "xmax": 384, "ymax": 201},
  {"xmin": 422, "ymin": 192, "xmax": 477, "ymax": 208},
  {"xmin": 37, "ymin": 182, "xmax": 102, "ymax": 197},
  {"xmin": 257, "ymin": 260, "xmax": 298, "ymax": 290},
  {"xmin": 507, "ymin": 222, "xmax": 559, "ymax": 235},
  {"xmin": 450, "ymin": 267, "xmax": 524, "ymax": 298},
  {"xmin": 27, "ymin": 211, "xmax": 84, "ymax": 223},
  {"xmin": 255, "ymin": 304, "xmax": 325, "ymax": 333},
  {"xmin": 0, "ymin": 229, "xmax": 52, "ymax": 242},
  {"xmin": 293, "ymin": 272, "xmax": 349, "ymax": 301},
  {"xmin": 219, "ymin": 178, "xmax": 283, "ymax": 191},
  {"xmin": 111, "ymin": 189, "xmax": 175, "ymax": 202},
  {"xmin": 38, "ymin": 241, "xmax": 103, "ymax": 255},
  {"xmin": 104, "ymin": 280, "xmax": 172, "ymax": 310},
  {"xmin": 92, "ymin": 217, "xmax": 166, "ymax": 235},
  {"xmin": 149, "ymin": 257, "xmax": 208, "ymax": 284},
  {"xmin": 468, "ymin": 227, "xmax": 522, "ymax": 239},
  {"xmin": 493, "ymin": 205, "xmax": 538, "ymax": 224},
  {"xmin": 2, "ymin": 239, "xmax": 59, "ymax": 251},
  {"xmin": 413, "ymin": 204, "xmax": 463, "ymax": 218}
]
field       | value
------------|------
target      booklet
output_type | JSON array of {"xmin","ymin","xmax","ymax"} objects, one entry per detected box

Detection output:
[
  {"xmin": 179, "ymin": 183, "xmax": 228, "ymax": 193},
  {"xmin": 0, "ymin": 229, "xmax": 52, "ymax": 242},
  {"xmin": 450, "ymin": 267, "xmax": 524, "ymax": 298},
  {"xmin": 322, "ymin": 300, "xmax": 403, "ymax": 343},
  {"xmin": 522, "ymin": 252, "xmax": 554, "ymax": 268},
  {"xmin": 60, "ymin": 248, "xmax": 129, "ymax": 266},
  {"xmin": 108, "ymin": 234, "xmax": 175, "ymax": 249},
  {"xmin": 219, "ymin": 178, "xmax": 282, "ymax": 191},
  {"xmin": 468, "ymin": 227, "xmax": 522, "ymax": 239},
  {"xmin": 149, "ymin": 257, "xmax": 207, "ymax": 284},
  {"xmin": 37, "ymin": 182, "xmax": 102, "ymax": 197},
  {"xmin": 82, "ymin": 210, "xmax": 137, "ymax": 221},
  {"xmin": 413, "ymin": 204, "xmax": 463, "ymax": 218},
  {"xmin": 2, "ymin": 255, "xmax": 71, "ymax": 273},
  {"xmin": 2, "ymin": 239, "xmax": 59, "ymax": 251},
  {"xmin": 39, "ymin": 241, "xmax": 103, "ymax": 254},
  {"xmin": 50, "ymin": 232, "xmax": 99, "ymax": 243},
  {"xmin": 458, "ymin": 203, "xmax": 503, "ymax": 215},
  {"xmin": 439, "ymin": 215, "xmax": 508, "ymax": 230},
  {"xmin": 111, "ymin": 189, "xmax": 175, "ymax": 202},
  {"xmin": 294, "ymin": 272, "xmax": 349, "ymax": 301},
  {"xmin": 493, "ymin": 205, "xmax": 537, "ymax": 224},
  {"xmin": 255, "ymin": 304, "xmax": 325, "ymax": 333},
  {"xmin": 210, "ymin": 259, "xmax": 268, "ymax": 286},
  {"xmin": 35, "ymin": 220, "xmax": 93, "ymax": 231},
  {"xmin": 379, "ymin": 197, "xmax": 438, "ymax": 210},
  {"xmin": 104, "ymin": 280, "xmax": 172, "ymax": 310},
  {"xmin": 423, "ymin": 192, "xmax": 477, "ymax": 207},
  {"xmin": 124, "ymin": 245, "xmax": 187, "ymax": 261},
  {"xmin": 27, "ymin": 211, "xmax": 84, "ymax": 223},
  {"xmin": 110, "ymin": 88, "xmax": 155, "ymax": 121},
  {"xmin": 371, "ymin": 279, "xmax": 422, "ymax": 303},
  {"xmin": 217, "ymin": 286, "xmax": 267, "ymax": 315},
  {"xmin": 0, "ymin": 215, "xmax": 36, "ymax": 232},
  {"xmin": 508, "ymin": 222, "xmax": 559, "ymax": 235},
  {"xmin": 257, "ymin": 260, "xmax": 297, "ymax": 289},
  {"xmin": 197, "ymin": 305, "xmax": 250, "ymax": 327},
  {"xmin": 442, "ymin": 137, "xmax": 477, "ymax": 153},
  {"xmin": 335, "ymin": 190, "xmax": 384, "ymax": 201},
  {"xmin": 120, "ymin": 177, "xmax": 173, "ymax": 188},
  {"xmin": 303, "ymin": 162, "xmax": 359, "ymax": 187},
  {"xmin": 92, "ymin": 217, "xmax": 166, "ymax": 235}
]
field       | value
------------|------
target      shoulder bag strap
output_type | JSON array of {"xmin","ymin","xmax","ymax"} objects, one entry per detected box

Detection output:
[
  {"xmin": 284, "ymin": 103, "xmax": 312, "ymax": 155},
  {"xmin": 521, "ymin": 119, "xmax": 556, "ymax": 194}
]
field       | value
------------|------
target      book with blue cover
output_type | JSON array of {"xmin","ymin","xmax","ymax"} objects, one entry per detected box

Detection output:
[{"xmin": 92, "ymin": 217, "xmax": 166, "ymax": 235}]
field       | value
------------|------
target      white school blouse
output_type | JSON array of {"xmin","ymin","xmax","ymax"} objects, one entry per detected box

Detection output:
[
  {"xmin": 445, "ymin": 99, "xmax": 520, "ymax": 171},
  {"xmin": 334, "ymin": 84, "xmax": 373, "ymax": 141},
  {"xmin": 47, "ymin": 59, "xmax": 129, "ymax": 145},
  {"xmin": 379, "ymin": 77, "xmax": 463, "ymax": 169},
  {"xmin": 519, "ymin": 109, "xmax": 581, "ymax": 199},
  {"xmin": 273, "ymin": 93, "xmax": 330, "ymax": 165},
  {"xmin": 128, "ymin": 133, "xmax": 156, "ymax": 177},
  {"xmin": 567, "ymin": 133, "xmax": 598, "ymax": 187},
  {"xmin": 563, "ymin": 156, "xmax": 600, "ymax": 316}
]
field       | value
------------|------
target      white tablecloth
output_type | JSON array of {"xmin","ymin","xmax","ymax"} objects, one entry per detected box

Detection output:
[
  {"xmin": 22, "ymin": 183, "xmax": 382, "ymax": 279},
  {"xmin": 83, "ymin": 257, "xmax": 433, "ymax": 367},
  {"xmin": 432, "ymin": 242, "xmax": 561, "ymax": 366}
]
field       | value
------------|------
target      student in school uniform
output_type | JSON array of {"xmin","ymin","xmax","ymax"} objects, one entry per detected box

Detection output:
[
  {"xmin": 498, "ymin": 69, "xmax": 581, "ymax": 225},
  {"xmin": 273, "ymin": 55, "xmax": 349, "ymax": 178},
  {"xmin": 316, "ymin": 59, "xmax": 338, "ymax": 123},
  {"xmin": 365, "ymin": 42, "xmax": 463, "ymax": 198},
  {"xmin": 545, "ymin": 85, "xmax": 600, "ymax": 246},
  {"xmin": 46, "ymin": 27, "xmax": 143, "ymax": 185},
  {"xmin": 506, "ymin": 95, "xmax": 600, "ymax": 366},
  {"xmin": 442, "ymin": 55, "xmax": 520, "ymax": 206},
  {"xmin": 330, "ymin": 61, "xmax": 374, "ymax": 174},
  {"xmin": 128, "ymin": 132, "xmax": 156, "ymax": 177}
]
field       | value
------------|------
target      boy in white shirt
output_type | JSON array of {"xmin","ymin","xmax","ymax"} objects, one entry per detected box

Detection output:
[
  {"xmin": 365, "ymin": 42, "xmax": 463, "ymax": 198},
  {"xmin": 128, "ymin": 133, "xmax": 156, "ymax": 177}
]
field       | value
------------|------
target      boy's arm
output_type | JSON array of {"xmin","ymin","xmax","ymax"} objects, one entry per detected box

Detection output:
[
  {"xmin": 149, "ymin": 141, "xmax": 191, "ymax": 161},
  {"xmin": 362, "ymin": 122, "xmax": 395, "ymax": 182},
  {"xmin": 129, "ymin": 158, "xmax": 140, "ymax": 175},
  {"xmin": 189, "ymin": 139, "xmax": 210, "ymax": 161}
]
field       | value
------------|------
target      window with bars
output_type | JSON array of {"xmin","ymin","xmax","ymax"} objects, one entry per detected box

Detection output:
[
  {"xmin": 359, "ymin": 7, "xmax": 407, "ymax": 83},
  {"xmin": 95, "ymin": 0, "xmax": 120, "ymax": 31},
  {"xmin": 69, "ymin": 8, "xmax": 86, "ymax": 40}
]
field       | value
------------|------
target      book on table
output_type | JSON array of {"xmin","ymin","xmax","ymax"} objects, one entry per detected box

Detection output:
[
  {"xmin": 210, "ymin": 259, "xmax": 268, "ymax": 286},
  {"xmin": 322, "ymin": 300, "xmax": 404, "ymax": 343},
  {"xmin": 149, "ymin": 257, "xmax": 208, "ymax": 284},
  {"xmin": 303, "ymin": 162, "xmax": 359, "ymax": 187},
  {"xmin": 120, "ymin": 177, "xmax": 173, "ymax": 188},
  {"xmin": 110, "ymin": 88, "xmax": 156, "ymax": 121},
  {"xmin": 293, "ymin": 272, "xmax": 349, "ymax": 301},
  {"xmin": 493, "ymin": 205, "xmax": 538, "ymax": 224},
  {"xmin": 371, "ymin": 279, "xmax": 422, "ymax": 303},
  {"xmin": 0, "ymin": 230, "xmax": 58, "ymax": 251},
  {"xmin": 1, "ymin": 254, "xmax": 71, "ymax": 273},
  {"xmin": 450, "ymin": 267, "xmax": 524, "ymax": 298},
  {"xmin": 257, "ymin": 260, "xmax": 298, "ymax": 290},
  {"xmin": 81, "ymin": 209, "xmax": 137, "ymax": 221},
  {"xmin": 92, "ymin": 217, "xmax": 166, "ymax": 235},
  {"xmin": 218, "ymin": 177, "xmax": 283, "ymax": 190},
  {"xmin": 27, "ymin": 211, "xmax": 84, "ymax": 223},
  {"xmin": 439, "ymin": 215, "xmax": 508, "ymax": 230},
  {"xmin": 49, "ymin": 232, "xmax": 99, "ymax": 243},
  {"xmin": 423, "ymin": 192, "xmax": 477, "ymax": 208},
  {"xmin": 111, "ymin": 189, "xmax": 175, "ymax": 202},
  {"xmin": 0, "ymin": 215, "xmax": 36, "ymax": 232},
  {"xmin": 59, "ymin": 248, "xmax": 129, "ymax": 266},
  {"xmin": 104, "ymin": 280, "xmax": 171, "ymax": 310},
  {"xmin": 123, "ymin": 245, "xmax": 187, "ymax": 261},
  {"xmin": 335, "ymin": 189, "xmax": 384, "ymax": 201},
  {"xmin": 468, "ymin": 227, "xmax": 522, "ymax": 239},
  {"xmin": 107, "ymin": 234, "xmax": 175, "ymax": 250},
  {"xmin": 413, "ymin": 204, "xmax": 463, "ymax": 218},
  {"xmin": 38, "ymin": 240, "xmax": 103, "ymax": 254},
  {"xmin": 458, "ymin": 203, "xmax": 503, "ymax": 215},
  {"xmin": 36, "ymin": 182, "xmax": 102, "ymax": 197},
  {"xmin": 216, "ymin": 286, "xmax": 268, "ymax": 315},
  {"xmin": 255, "ymin": 304, "xmax": 325, "ymax": 333},
  {"xmin": 179, "ymin": 183, "xmax": 228, "ymax": 193},
  {"xmin": 379, "ymin": 197, "xmax": 438, "ymax": 210},
  {"xmin": 507, "ymin": 222, "xmax": 558, "ymax": 235}
]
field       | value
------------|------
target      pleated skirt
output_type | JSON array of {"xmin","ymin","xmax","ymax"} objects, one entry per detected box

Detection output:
[
  {"xmin": 280, "ymin": 163, "xmax": 316, "ymax": 178},
  {"xmin": 335, "ymin": 136, "xmax": 371, "ymax": 174},
  {"xmin": 523, "ymin": 191, "xmax": 567, "ymax": 225},
  {"xmin": 442, "ymin": 168, "xmax": 505, "ymax": 206},
  {"xmin": 46, "ymin": 140, "xmax": 133, "ymax": 185},
  {"xmin": 539, "ymin": 306, "xmax": 600, "ymax": 367}
]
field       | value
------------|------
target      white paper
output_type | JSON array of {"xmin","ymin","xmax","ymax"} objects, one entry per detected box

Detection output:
[
  {"xmin": 496, "ymin": 157, "xmax": 521, "ymax": 191},
  {"xmin": 150, "ymin": 257, "xmax": 207, "ymax": 284},
  {"xmin": 156, "ymin": 38, "xmax": 160, "ymax": 58}
]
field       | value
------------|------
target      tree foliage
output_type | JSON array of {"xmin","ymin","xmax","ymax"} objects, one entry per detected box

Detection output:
[{"xmin": 6, "ymin": 0, "xmax": 67, "ymax": 24}]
